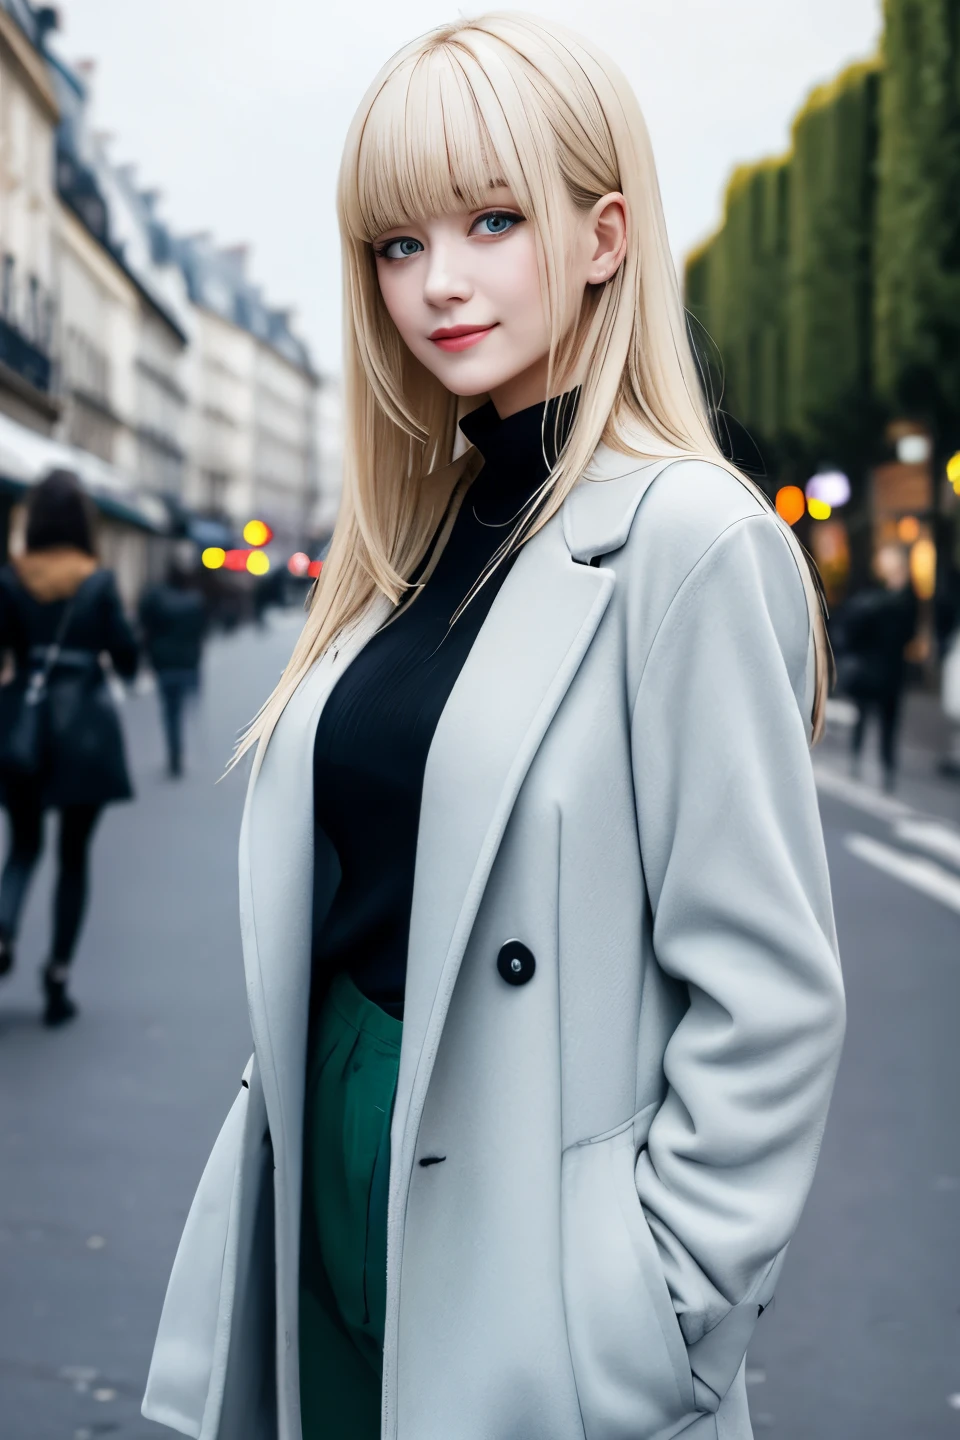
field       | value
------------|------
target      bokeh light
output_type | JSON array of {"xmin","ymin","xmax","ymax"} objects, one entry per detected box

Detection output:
[
  {"xmin": 201, "ymin": 547, "xmax": 225, "ymax": 570},
  {"xmin": 246, "ymin": 550, "xmax": 270, "ymax": 576},
  {"xmin": 288, "ymin": 552, "xmax": 310, "ymax": 577},
  {"xmin": 896, "ymin": 433, "xmax": 931, "ymax": 464},
  {"xmin": 897, "ymin": 515, "xmax": 920, "ymax": 543},
  {"xmin": 947, "ymin": 451, "xmax": 960, "ymax": 492},
  {"xmin": 909, "ymin": 537, "xmax": 936, "ymax": 600},
  {"xmin": 775, "ymin": 486, "xmax": 805, "ymax": 525},
  {"xmin": 243, "ymin": 519, "xmax": 273, "ymax": 547},
  {"xmin": 807, "ymin": 497, "xmax": 832, "ymax": 520},
  {"xmin": 806, "ymin": 470, "xmax": 851, "ymax": 508}
]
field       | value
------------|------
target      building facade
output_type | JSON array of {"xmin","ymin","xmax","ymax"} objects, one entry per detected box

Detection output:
[
  {"xmin": 56, "ymin": 201, "xmax": 137, "ymax": 465},
  {"xmin": 185, "ymin": 296, "xmax": 254, "ymax": 522},
  {"xmin": 0, "ymin": 0, "xmax": 321, "ymax": 598},
  {"xmin": 0, "ymin": 0, "xmax": 59, "ymax": 434},
  {"xmin": 174, "ymin": 234, "xmax": 318, "ymax": 553},
  {"xmin": 51, "ymin": 63, "xmax": 191, "ymax": 500}
]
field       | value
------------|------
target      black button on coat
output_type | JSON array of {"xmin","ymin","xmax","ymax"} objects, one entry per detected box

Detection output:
[{"xmin": 497, "ymin": 940, "xmax": 536, "ymax": 986}]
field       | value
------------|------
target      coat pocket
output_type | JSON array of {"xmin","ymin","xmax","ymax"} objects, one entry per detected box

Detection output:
[{"xmin": 561, "ymin": 1124, "xmax": 710, "ymax": 1440}]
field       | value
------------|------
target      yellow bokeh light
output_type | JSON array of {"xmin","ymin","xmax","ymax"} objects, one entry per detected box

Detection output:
[
  {"xmin": 909, "ymin": 537, "xmax": 936, "ymax": 600},
  {"xmin": 201, "ymin": 547, "xmax": 225, "ymax": 570},
  {"xmin": 243, "ymin": 519, "xmax": 272, "ymax": 547},
  {"xmin": 946, "ymin": 451, "xmax": 960, "ymax": 488},
  {"xmin": 246, "ymin": 550, "xmax": 270, "ymax": 576},
  {"xmin": 775, "ymin": 486, "xmax": 805, "ymax": 526},
  {"xmin": 807, "ymin": 497, "xmax": 832, "ymax": 520}
]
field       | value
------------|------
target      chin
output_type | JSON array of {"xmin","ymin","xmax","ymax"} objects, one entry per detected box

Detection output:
[{"xmin": 428, "ymin": 361, "xmax": 532, "ymax": 401}]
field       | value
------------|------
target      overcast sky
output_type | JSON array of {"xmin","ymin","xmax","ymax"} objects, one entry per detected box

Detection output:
[{"xmin": 53, "ymin": 0, "xmax": 883, "ymax": 377}]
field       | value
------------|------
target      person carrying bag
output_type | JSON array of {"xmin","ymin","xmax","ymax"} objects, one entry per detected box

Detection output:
[
  {"xmin": 0, "ymin": 587, "xmax": 81, "ymax": 780},
  {"xmin": 0, "ymin": 470, "xmax": 138, "ymax": 1025}
]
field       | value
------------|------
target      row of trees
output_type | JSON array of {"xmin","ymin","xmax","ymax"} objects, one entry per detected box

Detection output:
[{"xmin": 685, "ymin": 0, "xmax": 960, "ymax": 518}]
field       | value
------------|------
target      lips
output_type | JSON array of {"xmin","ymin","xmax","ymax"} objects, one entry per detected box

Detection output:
[{"xmin": 429, "ymin": 323, "xmax": 497, "ymax": 353}]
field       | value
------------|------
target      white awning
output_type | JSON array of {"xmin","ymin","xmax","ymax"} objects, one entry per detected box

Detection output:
[{"xmin": 0, "ymin": 410, "xmax": 169, "ymax": 532}]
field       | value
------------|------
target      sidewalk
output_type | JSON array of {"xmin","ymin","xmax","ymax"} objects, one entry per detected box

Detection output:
[{"xmin": 817, "ymin": 688, "xmax": 960, "ymax": 826}]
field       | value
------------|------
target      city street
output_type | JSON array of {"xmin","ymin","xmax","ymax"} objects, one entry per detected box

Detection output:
[{"xmin": 1, "ymin": 615, "xmax": 958, "ymax": 1440}]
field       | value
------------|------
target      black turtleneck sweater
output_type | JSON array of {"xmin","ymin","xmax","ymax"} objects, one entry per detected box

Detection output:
[{"xmin": 311, "ymin": 397, "xmax": 560, "ymax": 1020}]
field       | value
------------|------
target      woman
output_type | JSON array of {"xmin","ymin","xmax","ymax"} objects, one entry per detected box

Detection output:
[
  {"xmin": 0, "ymin": 469, "xmax": 137, "ymax": 1025},
  {"xmin": 144, "ymin": 16, "xmax": 845, "ymax": 1440}
]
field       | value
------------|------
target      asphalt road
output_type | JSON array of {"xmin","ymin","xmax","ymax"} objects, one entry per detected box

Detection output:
[{"xmin": 0, "ymin": 615, "xmax": 958, "ymax": 1439}]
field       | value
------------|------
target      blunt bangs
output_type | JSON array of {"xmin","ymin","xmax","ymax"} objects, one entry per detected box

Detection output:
[{"xmin": 346, "ymin": 42, "xmax": 533, "ymax": 242}]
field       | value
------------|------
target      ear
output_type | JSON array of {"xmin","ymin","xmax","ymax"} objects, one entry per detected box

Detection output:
[{"xmin": 584, "ymin": 192, "xmax": 627, "ymax": 285}]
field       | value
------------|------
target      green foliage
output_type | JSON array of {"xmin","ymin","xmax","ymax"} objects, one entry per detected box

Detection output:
[
  {"xmin": 787, "ymin": 61, "xmax": 880, "ymax": 452},
  {"xmin": 684, "ymin": 156, "xmax": 791, "ymax": 453},
  {"xmin": 874, "ymin": 0, "xmax": 960, "ymax": 446}
]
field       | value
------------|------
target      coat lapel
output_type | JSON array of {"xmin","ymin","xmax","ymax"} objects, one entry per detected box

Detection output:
[
  {"xmin": 387, "ymin": 507, "xmax": 614, "ymax": 1244},
  {"xmin": 383, "ymin": 452, "xmax": 678, "ymax": 1425},
  {"xmin": 390, "ymin": 452, "xmax": 677, "ymax": 1166}
]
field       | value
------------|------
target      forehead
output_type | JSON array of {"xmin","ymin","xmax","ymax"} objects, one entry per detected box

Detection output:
[{"xmin": 350, "ymin": 46, "xmax": 527, "ymax": 241}]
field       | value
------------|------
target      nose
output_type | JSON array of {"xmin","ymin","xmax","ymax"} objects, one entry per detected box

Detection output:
[{"xmin": 422, "ymin": 239, "xmax": 473, "ymax": 308}]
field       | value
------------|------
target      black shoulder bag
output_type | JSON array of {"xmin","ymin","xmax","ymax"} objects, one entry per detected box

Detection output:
[{"xmin": 0, "ymin": 592, "xmax": 80, "ymax": 781}]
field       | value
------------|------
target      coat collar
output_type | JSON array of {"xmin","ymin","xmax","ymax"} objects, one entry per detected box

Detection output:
[{"xmin": 564, "ymin": 440, "xmax": 680, "ymax": 563}]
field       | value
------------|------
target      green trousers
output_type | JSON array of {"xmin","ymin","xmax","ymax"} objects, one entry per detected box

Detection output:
[{"xmin": 299, "ymin": 972, "xmax": 402, "ymax": 1440}]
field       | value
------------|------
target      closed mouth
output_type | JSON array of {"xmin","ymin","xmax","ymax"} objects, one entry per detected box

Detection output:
[{"xmin": 429, "ymin": 323, "xmax": 498, "ymax": 352}]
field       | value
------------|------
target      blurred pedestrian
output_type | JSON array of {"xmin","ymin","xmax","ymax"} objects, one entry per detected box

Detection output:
[
  {"xmin": 0, "ymin": 470, "xmax": 138, "ymax": 1025},
  {"xmin": 837, "ymin": 542, "xmax": 918, "ymax": 790},
  {"xmin": 139, "ymin": 548, "xmax": 207, "ymax": 778}
]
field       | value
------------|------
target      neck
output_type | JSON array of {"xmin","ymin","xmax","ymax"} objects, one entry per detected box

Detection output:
[{"xmin": 487, "ymin": 353, "xmax": 551, "ymax": 419}]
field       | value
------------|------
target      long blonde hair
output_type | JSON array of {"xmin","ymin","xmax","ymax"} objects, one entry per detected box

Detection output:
[{"xmin": 238, "ymin": 11, "xmax": 829, "ymax": 760}]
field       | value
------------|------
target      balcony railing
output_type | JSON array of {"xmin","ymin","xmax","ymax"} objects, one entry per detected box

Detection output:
[{"xmin": 0, "ymin": 314, "xmax": 53, "ymax": 394}]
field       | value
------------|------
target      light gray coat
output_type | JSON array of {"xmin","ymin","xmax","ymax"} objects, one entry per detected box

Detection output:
[{"xmin": 143, "ymin": 446, "xmax": 846, "ymax": 1440}]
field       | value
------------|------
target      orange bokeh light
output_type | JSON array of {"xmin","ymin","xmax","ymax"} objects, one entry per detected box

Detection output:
[{"xmin": 775, "ymin": 486, "xmax": 806, "ymax": 526}]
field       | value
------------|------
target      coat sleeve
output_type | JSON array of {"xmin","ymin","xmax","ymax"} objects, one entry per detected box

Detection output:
[
  {"xmin": 99, "ymin": 571, "xmax": 139, "ymax": 680},
  {"xmin": 629, "ymin": 512, "xmax": 845, "ymax": 1408}
]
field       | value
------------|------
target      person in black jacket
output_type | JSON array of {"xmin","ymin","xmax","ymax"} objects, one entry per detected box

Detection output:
[
  {"xmin": 837, "ymin": 542, "xmax": 918, "ymax": 791},
  {"xmin": 138, "ymin": 553, "xmax": 207, "ymax": 777},
  {"xmin": 0, "ymin": 470, "xmax": 138, "ymax": 1025}
]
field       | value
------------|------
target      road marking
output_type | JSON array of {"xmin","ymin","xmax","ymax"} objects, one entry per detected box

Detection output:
[
  {"xmin": 844, "ymin": 833, "xmax": 960, "ymax": 916},
  {"xmin": 894, "ymin": 819, "xmax": 960, "ymax": 871},
  {"xmin": 814, "ymin": 765, "xmax": 913, "ymax": 822}
]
